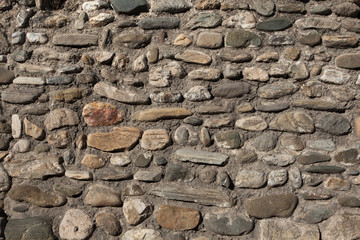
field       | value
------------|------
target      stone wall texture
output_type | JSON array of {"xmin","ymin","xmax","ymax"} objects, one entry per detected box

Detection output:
[{"xmin": 1, "ymin": 0, "xmax": 360, "ymax": 239}]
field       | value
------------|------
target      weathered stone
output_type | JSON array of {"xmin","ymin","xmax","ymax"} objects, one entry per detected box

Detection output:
[
  {"xmin": 291, "ymin": 61, "xmax": 309, "ymax": 80},
  {"xmin": 203, "ymin": 116, "xmax": 233, "ymax": 128},
  {"xmin": 65, "ymin": 171, "xmax": 93, "ymax": 180},
  {"xmin": 295, "ymin": 17, "xmax": 341, "ymax": 31},
  {"xmin": 8, "ymin": 184, "xmax": 66, "ymax": 207},
  {"xmin": 343, "ymin": 19, "xmax": 360, "ymax": 33},
  {"xmin": 176, "ymin": 148, "xmax": 228, "ymax": 165},
  {"xmin": 94, "ymin": 82, "xmax": 149, "ymax": 104},
  {"xmin": 123, "ymin": 198, "xmax": 152, "ymax": 225},
  {"xmin": 221, "ymin": 2, "xmax": 249, "ymax": 10},
  {"xmin": 222, "ymin": 11, "xmax": 256, "ymax": 29},
  {"xmin": 235, "ymin": 170, "xmax": 266, "ymax": 188},
  {"xmin": 59, "ymin": 209, "xmax": 93, "ymax": 240},
  {"xmin": 253, "ymin": 132, "xmax": 278, "ymax": 151},
  {"xmin": 12, "ymin": 50, "xmax": 31, "ymax": 63},
  {"xmin": 0, "ymin": 67, "xmax": 14, "ymax": 84},
  {"xmin": 46, "ymin": 76, "xmax": 73, "ymax": 85},
  {"xmin": 320, "ymin": 214, "xmax": 360, "ymax": 240},
  {"xmin": 293, "ymin": 99, "xmax": 345, "ymax": 112},
  {"xmin": 258, "ymin": 219, "xmax": 320, "ymax": 240},
  {"xmin": 301, "ymin": 192, "xmax": 332, "ymax": 201},
  {"xmin": 152, "ymin": 0, "xmax": 191, "ymax": 13},
  {"xmin": 244, "ymin": 193, "xmax": 298, "ymax": 218},
  {"xmin": 263, "ymin": 154, "xmax": 295, "ymax": 167},
  {"xmin": 188, "ymin": 68, "xmax": 221, "ymax": 81},
  {"xmin": 185, "ymin": 12, "xmax": 222, "ymax": 30},
  {"xmin": 150, "ymin": 91, "xmax": 182, "ymax": 103},
  {"xmin": 151, "ymin": 184, "xmax": 235, "ymax": 207},
  {"xmin": 133, "ymin": 108, "xmax": 191, "ymax": 121},
  {"xmin": 173, "ymin": 34, "xmax": 192, "ymax": 46},
  {"xmin": 53, "ymin": 183, "xmax": 83, "ymax": 197},
  {"xmin": 196, "ymin": 32, "xmax": 223, "ymax": 49},
  {"xmin": 147, "ymin": 48, "xmax": 159, "ymax": 64},
  {"xmin": 243, "ymin": 67, "xmax": 268, "ymax": 81},
  {"xmin": 258, "ymin": 81, "xmax": 298, "ymax": 99},
  {"xmin": 212, "ymin": 83, "xmax": 250, "ymax": 99},
  {"xmin": 269, "ymin": 111, "xmax": 314, "ymax": 133},
  {"xmin": 268, "ymin": 34, "xmax": 294, "ymax": 46},
  {"xmin": 175, "ymin": 50, "xmax": 211, "ymax": 65},
  {"xmin": 23, "ymin": 118, "xmax": 44, "ymax": 140},
  {"xmin": 26, "ymin": 32, "xmax": 48, "ymax": 44},
  {"xmin": 44, "ymin": 108, "xmax": 79, "ymax": 131},
  {"xmin": 300, "ymin": 31, "xmax": 321, "ymax": 46},
  {"xmin": 335, "ymin": 149, "xmax": 359, "ymax": 165},
  {"xmin": 235, "ymin": 116, "xmax": 267, "ymax": 131},
  {"xmin": 11, "ymin": 115, "xmax": 21, "ymax": 139},
  {"xmin": 96, "ymin": 168, "xmax": 132, "ymax": 181},
  {"xmin": 256, "ymin": 18, "xmax": 292, "ymax": 31},
  {"xmin": 81, "ymin": 154, "xmax": 105, "ymax": 169},
  {"xmin": 133, "ymin": 169, "xmax": 162, "ymax": 182},
  {"xmin": 280, "ymin": 134, "xmax": 304, "ymax": 151},
  {"xmin": 95, "ymin": 212, "xmax": 121, "ymax": 236},
  {"xmin": 297, "ymin": 152, "xmax": 331, "ymax": 165},
  {"xmin": 82, "ymin": 1, "xmax": 109, "ymax": 11},
  {"xmin": 315, "ymin": 114, "xmax": 351, "ymax": 135},
  {"xmin": 214, "ymin": 131, "xmax": 241, "ymax": 149},
  {"xmin": 236, "ymin": 150, "xmax": 257, "ymax": 164},
  {"xmin": 84, "ymin": 184, "xmax": 122, "ymax": 207},
  {"xmin": 289, "ymin": 167, "xmax": 303, "ymax": 189},
  {"xmin": 53, "ymin": 34, "xmax": 98, "ymax": 47},
  {"xmin": 307, "ymin": 139, "xmax": 335, "ymax": 152},
  {"xmin": 82, "ymin": 102, "xmax": 122, "ymax": 127},
  {"xmin": 122, "ymin": 229, "xmax": 163, "ymax": 240},
  {"xmin": 110, "ymin": 0, "xmax": 147, "ymax": 14},
  {"xmin": 223, "ymin": 64, "xmax": 241, "ymax": 79},
  {"xmin": 334, "ymin": 2, "xmax": 360, "ymax": 17},
  {"xmin": 139, "ymin": 17, "xmax": 180, "ymax": 30},
  {"xmin": 33, "ymin": 47, "xmax": 73, "ymax": 62},
  {"xmin": 338, "ymin": 197, "xmax": 360, "ymax": 207},
  {"xmin": 268, "ymin": 170, "xmax": 287, "ymax": 187},
  {"xmin": 50, "ymin": 88, "xmax": 86, "ymax": 103},
  {"xmin": 196, "ymin": 0, "xmax": 220, "ymax": 10},
  {"xmin": 134, "ymin": 153, "xmax": 152, "ymax": 168},
  {"xmin": 251, "ymin": 0, "xmax": 275, "ymax": 16},
  {"xmin": 198, "ymin": 167, "xmax": 217, "ymax": 184},
  {"xmin": 256, "ymin": 52, "xmax": 279, "ymax": 62},
  {"xmin": 140, "ymin": 129, "xmax": 170, "ymax": 150},
  {"xmin": 335, "ymin": 54, "xmax": 360, "ymax": 69},
  {"xmin": 309, "ymin": 5, "xmax": 331, "ymax": 15},
  {"xmin": 218, "ymin": 49, "xmax": 252, "ymax": 62},
  {"xmin": 89, "ymin": 13, "xmax": 114, "ymax": 27},
  {"xmin": 16, "ymin": 9, "xmax": 34, "ymax": 28},
  {"xmin": 113, "ymin": 33, "xmax": 151, "ymax": 48},
  {"xmin": 87, "ymin": 127, "xmax": 141, "ymax": 152},
  {"xmin": 165, "ymin": 164, "xmax": 192, "ymax": 182},
  {"xmin": 324, "ymin": 177, "xmax": 350, "ymax": 191},
  {"xmin": 225, "ymin": 30, "xmax": 262, "ymax": 47},
  {"xmin": 157, "ymin": 205, "xmax": 200, "ymax": 230},
  {"xmin": 5, "ymin": 217, "xmax": 55, "ymax": 240},
  {"xmin": 306, "ymin": 165, "xmax": 346, "ymax": 174},
  {"xmin": 47, "ymin": 130, "xmax": 70, "ymax": 148},
  {"xmin": 184, "ymin": 86, "xmax": 212, "ymax": 102},
  {"xmin": 278, "ymin": 4, "xmax": 304, "ymax": 13},
  {"xmin": 322, "ymin": 35, "xmax": 358, "ymax": 48}
]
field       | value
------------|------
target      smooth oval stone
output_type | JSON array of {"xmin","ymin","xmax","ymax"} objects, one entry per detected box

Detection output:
[
  {"xmin": 256, "ymin": 18, "xmax": 292, "ymax": 31},
  {"xmin": 306, "ymin": 165, "xmax": 346, "ymax": 174},
  {"xmin": 335, "ymin": 54, "xmax": 360, "ymax": 69}
]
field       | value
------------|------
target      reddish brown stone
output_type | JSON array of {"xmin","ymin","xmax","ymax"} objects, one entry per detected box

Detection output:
[
  {"xmin": 156, "ymin": 205, "xmax": 200, "ymax": 230},
  {"xmin": 82, "ymin": 102, "xmax": 123, "ymax": 127}
]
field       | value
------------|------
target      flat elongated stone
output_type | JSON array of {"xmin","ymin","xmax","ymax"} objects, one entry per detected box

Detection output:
[
  {"xmin": 188, "ymin": 68, "xmax": 221, "ymax": 81},
  {"xmin": 295, "ymin": 17, "xmax": 341, "ymax": 30},
  {"xmin": 122, "ymin": 229, "xmax": 163, "ymax": 240},
  {"xmin": 133, "ymin": 108, "xmax": 191, "ymax": 121},
  {"xmin": 293, "ymin": 99, "xmax": 345, "ymax": 112},
  {"xmin": 259, "ymin": 219, "xmax": 320, "ymax": 240},
  {"xmin": 263, "ymin": 154, "xmax": 295, "ymax": 167},
  {"xmin": 212, "ymin": 83, "xmax": 250, "ymax": 98},
  {"xmin": 89, "ymin": 13, "xmax": 114, "ymax": 27},
  {"xmin": 244, "ymin": 193, "xmax": 298, "ymax": 218},
  {"xmin": 113, "ymin": 33, "xmax": 151, "ymax": 48},
  {"xmin": 84, "ymin": 184, "xmax": 122, "ymax": 207},
  {"xmin": 336, "ymin": 54, "xmax": 360, "ymax": 69},
  {"xmin": 151, "ymin": 184, "xmax": 235, "ymax": 207},
  {"xmin": 175, "ymin": 50, "xmax": 211, "ymax": 65},
  {"xmin": 65, "ymin": 171, "xmax": 93, "ymax": 180},
  {"xmin": 322, "ymin": 35, "xmax": 358, "ymax": 48},
  {"xmin": 225, "ymin": 30, "xmax": 262, "ymax": 47},
  {"xmin": 5, "ymin": 217, "xmax": 55, "ymax": 240},
  {"xmin": 269, "ymin": 112, "xmax": 314, "ymax": 133},
  {"xmin": 320, "ymin": 69, "xmax": 350, "ymax": 85},
  {"xmin": 53, "ymin": 34, "xmax": 98, "ymax": 47},
  {"xmin": 13, "ymin": 77, "xmax": 44, "ymax": 85},
  {"xmin": 255, "ymin": 102, "xmax": 289, "ymax": 112},
  {"xmin": 44, "ymin": 108, "xmax": 79, "ymax": 131},
  {"xmin": 185, "ymin": 12, "xmax": 222, "ymax": 30},
  {"xmin": 110, "ymin": 0, "xmax": 147, "ymax": 14},
  {"xmin": 8, "ymin": 184, "xmax": 66, "ymax": 207},
  {"xmin": 235, "ymin": 116, "xmax": 267, "ymax": 131},
  {"xmin": 4, "ymin": 155, "xmax": 64, "ymax": 179},
  {"xmin": 82, "ymin": 102, "xmax": 123, "ymax": 127},
  {"xmin": 138, "ymin": 17, "xmax": 180, "ymax": 29},
  {"xmin": 134, "ymin": 169, "xmax": 162, "ymax": 182},
  {"xmin": 306, "ymin": 165, "xmax": 346, "ymax": 174},
  {"xmin": 218, "ymin": 50, "xmax": 252, "ymax": 62},
  {"xmin": 94, "ymin": 82, "xmax": 149, "ymax": 105},
  {"xmin": 258, "ymin": 81, "xmax": 299, "ymax": 99},
  {"xmin": 87, "ymin": 127, "xmax": 141, "ymax": 152},
  {"xmin": 297, "ymin": 152, "xmax": 331, "ymax": 165},
  {"xmin": 256, "ymin": 18, "xmax": 292, "ymax": 31},
  {"xmin": 176, "ymin": 148, "xmax": 228, "ymax": 165},
  {"xmin": 18, "ymin": 64, "xmax": 55, "ymax": 74},
  {"xmin": 157, "ymin": 205, "xmax": 200, "ymax": 230},
  {"xmin": 96, "ymin": 168, "xmax": 132, "ymax": 181},
  {"xmin": 152, "ymin": 0, "xmax": 191, "ymax": 13}
]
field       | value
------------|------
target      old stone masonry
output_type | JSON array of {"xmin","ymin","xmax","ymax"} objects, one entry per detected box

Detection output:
[{"xmin": 1, "ymin": 0, "xmax": 360, "ymax": 239}]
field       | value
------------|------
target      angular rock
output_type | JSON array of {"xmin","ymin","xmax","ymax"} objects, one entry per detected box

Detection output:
[
  {"xmin": 140, "ymin": 129, "xmax": 170, "ymax": 150},
  {"xmin": 297, "ymin": 152, "xmax": 331, "ymax": 165},
  {"xmin": 151, "ymin": 184, "xmax": 235, "ymax": 207},
  {"xmin": 150, "ymin": 91, "xmax": 182, "ymax": 103},
  {"xmin": 176, "ymin": 148, "xmax": 228, "ymax": 165},
  {"xmin": 185, "ymin": 12, "xmax": 222, "ymax": 30},
  {"xmin": 59, "ymin": 209, "xmax": 93, "ymax": 240},
  {"xmin": 5, "ymin": 217, "xmax": 55, "ymax": 240},
  {"xmin": 212, "ymin": 83, "xmax": 250, "ymax": 98},
  {"xmin": 84, "ymin": 184, "xmax": 122, "ymax": 207},
  {"xmin": 258, "ymin": 81, "xmax": 299, "ymax": 99},
  {"xmin": 44, "ymin": 108, "xmax": 79, "ymax": 131},
  {"xmin": 295, "ymin": 17, "xmax": 341, "ymax": 30},
  {"xmin": 152, "ymin": 0, "xmax": 191, "ymax": 13},
  {"xmin": 268, "ymin": 170, "xmax": 288, "ymax": 187},
  {"xmin": 123, "ymin": 198, "xmax": 152, "ymax": 225},
  {"xmin": 175, "ymin": 50, "xmax": 211, "ymax": 65},
  {"xmin": 82, "ymin": 102, "xmax": 123, "ymax": 127},
  {"xmin": 315, "ymin": 114, "xmax": 351, "ymax": 135},
  {"xmin": 235, "ymin": 170, "xmax": 266, "ymax": 188},
  {"xmin": 133, "ymin": 108, "xmax": 191, "ymax": 121},
  {"xmin": 173, "ymin": 33, "xmax": 192, "ymax": 46},
  {"xmin": 53, "ymin": 34, "xmax": 98, "ymax": 47},
  {"xmin": 320, "ymin": 69, "xmax": 351, "ymax": 85},
  {"xmin": 138, "ymin": 17, "xmax": 180, "ymax": 30},
  {"xmin": 291, "ymin": 61, "xmax": 309, "ymax": 80},
  {"xmin": 157, "ymin": 205, "xmax": 200, "ymax": 230},
  {"xmin": 263, "ymin": 154, "xmax": 295, "ymax": 167},
  {"xmin": 269, "ymin": 112, "xmax": 314, "ymax": 133},
  {"xmin": 110, "ymin": 0, "xmax": 148, "ymax": 14},
  {"xmin": 87, "ymin": 127, "xmax": 141, "ymax": 152},
  {"xmin": 24, "ymin": 118, "xmax": 44, "ymax": 140},
  {"xmin": 235, "ymin": 116, "xmax": 267, "ymax": 131},
  {"xmin": 113, "ymin": 33, "xmax": 151, "ymax": 49},
  {"xmin": 225, "ymin": 30, "xmax": 262, "ymax": 47},
  {"xmin": 8, "ymin": 184, "xmax": 66, "ymax": 207},
  {"xmin": 47, "ymin": 130, "xmax": 71, "ymax": 148}
]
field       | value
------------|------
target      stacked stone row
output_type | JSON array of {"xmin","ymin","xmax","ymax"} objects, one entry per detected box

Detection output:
[{"xmin": 1, "ymin": 0, "xmax": 360, "ymax": 239}]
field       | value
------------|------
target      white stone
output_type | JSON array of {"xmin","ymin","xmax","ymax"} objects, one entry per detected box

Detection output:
[
  {"xmin": 133, "ymin": 54, "xmax": 148, "ymax": 72},
  {"xmin": 184, "ymin": 86, "xmax": 212, "ymax": 101},
  {"xmin": 122, "ymin": 229, "xmax": 163, "ymax": 240},
  {"xmin": 268, "ymin": 170, "xmax": 288, "ymax": 187},
  {"xmin": 222, "ymin": 11, "xmax": 256, "ymax": 29},
  {"xmin": 82, "ymin": 1, "xmax": 109, "ymax": 11},
  {"xmin": 110, "ymin": 154, "xmax": 131, "ymax": 166},
  {"xmin": 13, "ymin": 77, "xmax": 45, "ymax": 85},
  {"xmin": 11, "ymin": 114, "xmax": 21, "ymax": 139},
  {"xmin": 123, "ymin": 198, "xmax": 152, "ymax": 225},
  {"xmin": 89, "ymin": 13, "xmax": 114, "ymax": 27},
  {"xmin": 320, "ymin": 69, "xmax": 351, "ymax": 85},
  {"xmin": 59, "ymin": 209, "xmax": 93, "ymax": 240},
  {"xmin": 289, "ymin": 167, "xmax": 302, "ymax": 189},
  {"xmin": 12, "ymin": 139, "xmax": 30, "ymax": 153},
  {"xmin": 26, "ymin": 33, "xmax": 48, "ymax": 44},
  {"xmin": 65, "ymin": 170, "xmax": 93, "ymax": 180}
]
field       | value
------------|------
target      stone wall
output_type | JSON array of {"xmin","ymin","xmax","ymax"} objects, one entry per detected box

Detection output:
[{"xmin": 0, "ymin": 0, "xmax": 360, "ymax": 239}]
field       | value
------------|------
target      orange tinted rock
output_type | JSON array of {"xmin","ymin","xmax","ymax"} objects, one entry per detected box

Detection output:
[
  {"xmin": 82, "ymin": 102, "xmax": 123, "ymax": 127},
  {"xmin": 81, "ymin": 154, "xmax": 105, "ymax": 169},
  {"xmin": 157, "ymin": 205, "xmax": 200, "ymax": 230}
]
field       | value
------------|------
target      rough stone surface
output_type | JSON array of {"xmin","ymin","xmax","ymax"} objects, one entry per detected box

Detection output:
[
  {"xmin": 157, "ymin": 205, "xmax": 200, "ymax": 230},
  {"xmin": 59, "ymin": 209, "xmax": 93, "ymax": 240}
]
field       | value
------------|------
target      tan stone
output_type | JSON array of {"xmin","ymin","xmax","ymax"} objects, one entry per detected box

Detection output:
[
  {"xmin": 355, "ymin": 117, "xmax": 360, "ymax": 136},
  {"xmin": 157, "ymin": 205, "xmax": 200, "ymax": 230},
  {"xmin": 140, "ymin": 129, "xmax": 171, "ymax": 150},
  {"xmin": 322, "ymin": 35, "xmax": 358, "ymax": 48},
  {"xmin": 175, "ymin": 50, "xmax": 212, "ymax": 65},
  {"xmin": 283, "ymin": 47, "xmax": 301, "ymax": 60},
  {"xmin": 44, "ymin": 108, "xmax": 79, "ymax": 131},
  {"xmin": 196, "ymin": 32, "xmax": 223, "ymax": 49},
  {"xmin": 65, "ymin": 170, "xmax": 93, "ymax": 180},
  {"xmin": 87, "ymin": 127, "xmax": 141, "ymax": 152},
  {"xmin": 133, "ymin": 108, "xmax": 191, "ymax": 121},
  {"xmin": 47, "ymin": 130, "xmax": 70, "ymax": 148},
  {"xmin": 174, "ymin": 34, "xmax": 192, "ymax": 46},
  {"xmin": 95, "ymin": 212, "xmax": 121, "ymax": 236},
  {"xmin": 324, "ymin": 177, "xmax": 350, "ymax": 191},
  {"xmin": 84, "ymin": 184, "xmax": 122, "ymax": 207},
  {"xmin": 256, "ymin": 52, "xmax": 279, "ymax": 62},
  {"xmin": 81, "ymin": 154, "xmax": 105, "ymax": 169},
  {"xmin": 50, "ymin": 88, "xmax": 86, "ymax": 103},
  {"xmin": 123, "ymin": 198, "xmax": 152, "ymax": 225},
  {"xmin": 24, "ymin": 118, "xmax": 44, "ymax": 140},
  {"xmin": 196, "ymin": 0, "xmax": 221, "ymax": 10},
  {"xmin": 243, "ymin": 67, "xmax": 269, "ymax": 82}
]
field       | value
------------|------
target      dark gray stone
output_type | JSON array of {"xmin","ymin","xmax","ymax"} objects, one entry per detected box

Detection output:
[
  {"xmin": 293, "ymin": 204, "xmax": 335, "ymax": 224},
  {"xmin": 335, "ymin": 54, "xmax": 360, "ymax": 69},
  {"xmin": 334, "ymin": 149, "xmax": 359, "ymax": 164},
  {"xmin": 297, "ymin": 152, "xmax": 331, "ymax": 165},
  {"xmin": 211, "ymin": 83, "xmax": 250, "ymax": 98},
  {"xmin": 154, "ymin": 156, "xmax": 167, "ymax": 166},
  {"xmin": 5, "ymin": 217, "xmax": 55, "ymax": 240},
  {"xmin": 225, "ymin": 30, "xmax": 262, "ymax": 47},
  {"xmin": 46, "ymin": 76, "xmax": 73, "ymax": 85},
  {"xmin": 58, "ymin": 65, "xmax": 83, "ymax": 74},
  {"xmin": 53, "ymin": 34, "xmax": 98, "ymax": 47},
  {"xmin": 53, "ymin": 183, "xmax": 83, "ymax": 197},
  {"xmin": 204, "ymin": 213, "xmax": 254, "ymax": 236},
  {"xmin": 2, "ymin": 87, "xmax": 44, "ymax": 104},
  {"xmin": 334, "ymin": 2, "xmax": 360, "ymax": 17},
  {"xmin": 256, "ymin": 18, "xmax": 292, "ymax": 31},
  {"xmin": 305, "ymin": 165, "xmax": 346, "ymax": 174},
  {"xmin": 134, "ymin": 153, "xmax": 152, "ymax": 168},
  {"xmin": 183, "ymin": 117, "xmax": 203, "ymax": 126},
  {"xmin": 185, "ymin": 12, "xmax": 222, "ymax": 30},
  {"xmin": 165, "ymin": 164, "xmax": 192, "ymax": 182},
  {"xmin": 12, "ymin": 49, "xmax": 31, "ymax": 63},
  {"xmin": 315, "ymin": 114, "xmax": 351, "ymax": 135},
  {"xmin": 110, "ymin": 0, "xmax": 148, "ymax": 14},
  {"xmin": 253, "ymin": 132, "xmax": 277, "ymax": 151},
  {"xmin": 214, "ymin": 131, "xmax": 242, "ymax": 149},
  {"xmin": 138, "ymin": 17, "xmax": 180, "ymax": 29},
  {"xmin": 338, "ymin": 197, "xmax": 360, "ymax": 207}
]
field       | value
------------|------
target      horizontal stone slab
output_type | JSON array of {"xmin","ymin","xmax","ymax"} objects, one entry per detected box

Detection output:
[
  {"xmin": 175, "ymin": 148, "xmax": 228, "ymax": 165},
  {"xmin": 13, "ymin": 77, "xmax": 44, "ymax": 85},
  {"xmin": 53, "ymin": 34, "xmax": 98, "ymax": 47},
  {"xmin": 151, "ymin": 184, "xmax": 235, "ymax": 207},
  {"xmin": 133, "ymin": 107, "xmax": 192, "ymax": 121}
]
